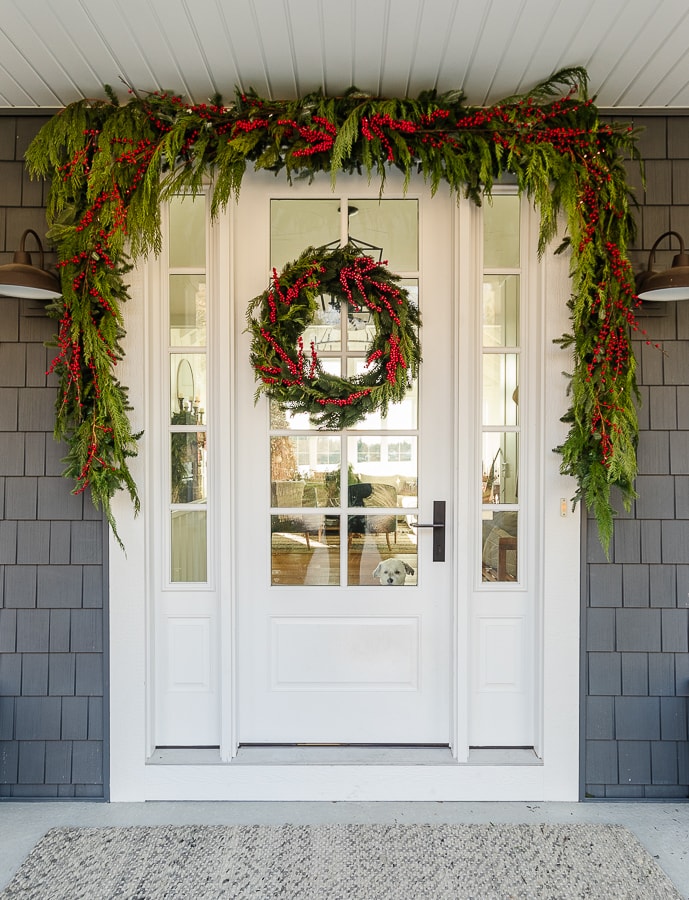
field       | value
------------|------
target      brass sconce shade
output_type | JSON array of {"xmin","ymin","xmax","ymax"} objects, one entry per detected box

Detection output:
[
  {"xmin": 0, "ymin": 229, "xmax": 62, "ymax": 300},
  {"xmin": 636, "ymin": 230, "xmax": 689, "ymax": 302}
]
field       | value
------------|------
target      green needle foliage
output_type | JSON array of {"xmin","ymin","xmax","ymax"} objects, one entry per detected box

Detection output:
[{"xmin": 26, "ymin": 66, "xmax": 641, "ymax": 553}]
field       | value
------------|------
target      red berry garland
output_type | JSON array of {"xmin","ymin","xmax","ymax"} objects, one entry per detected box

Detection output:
[{"xmin": 248, "ymin": 244, "xmax": 421, "ymax": 429}]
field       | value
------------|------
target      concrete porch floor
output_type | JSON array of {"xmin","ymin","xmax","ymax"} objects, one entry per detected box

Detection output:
[{"xmin": 1, "ymin": 801, "xmax": 688, "ymax": 897}]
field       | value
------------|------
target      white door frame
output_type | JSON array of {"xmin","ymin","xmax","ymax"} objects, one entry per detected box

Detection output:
[{"xmin": 108, "ymin": 173, "xmax": 581, "ymax": 801}]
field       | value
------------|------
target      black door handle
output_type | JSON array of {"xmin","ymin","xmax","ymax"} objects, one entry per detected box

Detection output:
[{"xmin": 410, "ymin": 500, "xmax": 446, "ymax": 562}]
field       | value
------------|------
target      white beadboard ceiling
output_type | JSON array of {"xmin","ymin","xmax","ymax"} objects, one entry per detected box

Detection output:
[{"xmin": 1, "ymin": 0, "xmax": 688, "ymax": 110}]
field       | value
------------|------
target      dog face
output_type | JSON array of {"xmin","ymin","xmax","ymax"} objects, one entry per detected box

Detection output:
[{"xmin": 373, "ymin": 559, "xmax": 415, "ymax": 585}]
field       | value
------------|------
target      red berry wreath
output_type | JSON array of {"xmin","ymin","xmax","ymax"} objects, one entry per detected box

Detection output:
[{"xmin": 248, "ymin": 243, "xmax": 421, "ymax": 429}]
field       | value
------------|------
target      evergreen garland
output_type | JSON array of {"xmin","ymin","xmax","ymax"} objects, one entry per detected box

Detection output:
[{"xmin": 25, "ymin": 66, "xmax": 642, "ymax": 552}]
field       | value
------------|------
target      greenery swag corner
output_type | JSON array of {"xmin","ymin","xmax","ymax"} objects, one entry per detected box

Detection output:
[{"xmin": 26, "ymin": 66, "xmax": 644, "ymax": 551}]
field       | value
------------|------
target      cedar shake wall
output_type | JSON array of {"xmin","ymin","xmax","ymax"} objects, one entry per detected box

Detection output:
[
  {"xmin": 584, "ymin": 115, "xmax": 689, "ymax": 798},
  {"xmin": 0, "ymin": 115, "xmax": 106, "ymax": 799}
]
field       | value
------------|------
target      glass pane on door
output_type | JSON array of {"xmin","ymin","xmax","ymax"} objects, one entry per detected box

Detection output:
[
  {"xmin": 269, "ymin": 199, "xmax": 419, "ymax": 587},
  {"xmin": 168, "ymin": 195, "xmax": 208, "ymax": 584},
  {"xmin": 481, "ymin": 193, "xmax": 521, "ymax": 583}
]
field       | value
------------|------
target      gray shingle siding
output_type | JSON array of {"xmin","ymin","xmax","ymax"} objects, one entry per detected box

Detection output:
[
  {"xmin": 0, "ymin": 116, "xmax": 106, "ymax": 799},
  {"xmin": 584, "ymin": 114, "xmax": 689, "ymax": 798}
]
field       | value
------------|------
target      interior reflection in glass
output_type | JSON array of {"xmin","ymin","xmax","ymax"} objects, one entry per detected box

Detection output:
[
  {"xmin": 170, "ymin": 354, "xmax": 206, "ymax": 426},
  {"xmin": 349, "ymin": 200, "xmax": 418, "ymax": 271},
  {"xmin": 171, "ymin": 432, "xmax": 206, "ymax": 503},
  {"xmin": 269, "ymin": 197, "xmax": 420, "ymax": 587},
  {"xmin": 169, "ymin": 195, "xmax": 206, "ymax": 268},
  {"xmin": 169, "ymin": 275, "xmax": 206, "ymax": 348},
  {"xmin": 270, "ymin": 199, "xmax": 339, "ymax": 271},
  {"xmin": 271, "ymin": 517, "xmax": 340, "ymax": 586},
  {"xmin": 482, "ymin": 433, "xmax": 518, "ymax": 505},
  {"xmin": 483, "ymin": 195, "xmax": 520, "ymax": 269},
  {"xmin": 348, "ymin": 515, "xmax": 418, "ymax": 586},
  {"xmin": 482, "ymin": 510, "xmax": 518, "ymax": 582},
  {"xmin": 171, "ymin": 509, "xmax": 207, "ymax": 582}
]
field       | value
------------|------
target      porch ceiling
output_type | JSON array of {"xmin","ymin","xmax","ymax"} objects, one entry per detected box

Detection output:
[{"xmin": 1, "ymin": 0, "xmax": 687, "ymax": 110}]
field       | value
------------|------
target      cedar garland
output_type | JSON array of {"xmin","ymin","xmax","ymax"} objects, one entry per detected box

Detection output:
[{"xmin": 25, "ymin": 66, "xmax": 642, "ymax": 551}]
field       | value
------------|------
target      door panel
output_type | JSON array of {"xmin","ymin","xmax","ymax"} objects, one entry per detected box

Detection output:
[
  {"xmin": 270, "ymin": 617, "xmax": 419, "ymax": 690},
  {"xmin": 234, "ymin": 174, "xmax": 453, "ymax": 744}
]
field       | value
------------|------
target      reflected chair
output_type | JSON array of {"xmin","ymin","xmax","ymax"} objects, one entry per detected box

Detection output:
[
  {"xmin": 348, "ymin": 481, "xmax": 398, "ymax": 551},
  {"xmin": 271, "ymin": 481, "xmax": 324, "ymax": 549}
]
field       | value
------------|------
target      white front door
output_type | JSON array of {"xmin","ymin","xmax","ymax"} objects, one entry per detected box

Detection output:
[{"xmin": 234, "ymin": 175, "xmax": 454, "ymax": 744}]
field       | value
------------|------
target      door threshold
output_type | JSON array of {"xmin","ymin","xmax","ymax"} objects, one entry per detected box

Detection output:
[
  {"xmin": 148, "ymin": 745, "xmax": 541, "ymax": 767},
  {"xmin": 232, "ymin": 744, "xmax": 455, "ymax": 766},
  {"xmin": 468, "ymin": 747, "xmax": 541, "ymax": 766}
]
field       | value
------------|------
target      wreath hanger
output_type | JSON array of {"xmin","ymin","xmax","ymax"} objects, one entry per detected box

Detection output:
[{"xmin": 333, "ymin": 204, "xmax": 385, "ymax": 262}]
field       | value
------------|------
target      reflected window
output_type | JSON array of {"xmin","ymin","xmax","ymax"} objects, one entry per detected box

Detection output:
[
  {"xmin": 357, "ymin": 439, "xmax": 381, "ymax": 463},
  {"xmin": 170, "ymin": 275, "xmax": 206, "ymax": 347},
  {"xmin": 483, "ymin": 195, "xmax": 520, "ymax": 268}
]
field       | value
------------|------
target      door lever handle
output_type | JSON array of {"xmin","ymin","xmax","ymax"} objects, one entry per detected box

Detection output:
[{"xmin": 410, "ymin": 500, "xmax": 446, "ymax": 562}]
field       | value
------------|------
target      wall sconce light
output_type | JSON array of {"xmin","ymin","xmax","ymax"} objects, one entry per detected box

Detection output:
[
  {"xmin": 0, "ymin": 229, "xmax": 62, "ymax": 301},
  {"xmin": 636, "ymin": 230, "xmax": 689, "ymax": 302}
]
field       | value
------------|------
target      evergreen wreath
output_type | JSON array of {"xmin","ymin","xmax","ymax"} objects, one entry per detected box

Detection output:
[
  {"xmin": 25, "ymin": 66, "xmax": 644, "ymax": 551},
  {"xmin": 247, "ymin": 243, "xmax": 421, "ymax": 429}
]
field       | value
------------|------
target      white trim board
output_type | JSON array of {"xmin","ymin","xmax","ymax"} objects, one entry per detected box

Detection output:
[{"xmin": 108, "ymin": 179, "xmax": 581, "ymax": 802}]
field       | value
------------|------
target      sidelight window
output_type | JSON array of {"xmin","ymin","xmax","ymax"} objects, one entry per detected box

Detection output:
[{"xmin": 481, "ymin": 193, "xmax": 521, "ymax": 582}]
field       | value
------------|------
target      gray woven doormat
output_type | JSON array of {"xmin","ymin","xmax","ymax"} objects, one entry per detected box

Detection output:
[{"xmin": 0, "ymin": 823, "xmax": 681, "ymax": 900}]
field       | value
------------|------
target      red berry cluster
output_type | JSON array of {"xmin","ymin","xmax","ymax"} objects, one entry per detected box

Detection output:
[
  {"xmin": 360, "ymin": 113, "xmax": 417, "ymax": 162},
  {"xmin": 259, "ymin": 327, "xmax": 302, "ymax": 384},
  {"xmin": 75, "ymin": 421, "xmax": 115, "ymax": 494},
  {"xmin": 60, "ymin": 129, "xmax": 101, "ymax": 181},
  {"xmin": 385, "ymin": 336, "xmax": 406, "ymax": 385},
  {"xmin": 339, "ymin": 257, "xmax": 402, "ymax": 325},
  {"xmin": 315, "ymin": 389, "xmax": 372, "ymax": 407},
  {"xmin": 48, "ymin": 310, "xmax": 83, "ymax": 410},
  {"xmin": 268, "ymin": 264, "xmax": 320, "ymax": 323},
  {"xmin": 278, "ymin": 116, "xmax": 337, "ymax": 157}
]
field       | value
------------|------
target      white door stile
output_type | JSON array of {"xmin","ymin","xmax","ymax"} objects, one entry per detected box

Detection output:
[
  {"xmin": 107, "ymin": 175, "xmax": 581, "ymax": 802},
  {"xmin": 532, "ymin": 214, "xmax": 549, "ymax": 764},
  {"xmin": 452, "ymin": 196, "xmax": 479, "ymax": 763},
  {"xmin": 214, "ymin": 202, "xmax": 239, "ymax": 761},
  {"xmin": 540, "ymin": 223, "xmax": 582, "ymax": 798}
]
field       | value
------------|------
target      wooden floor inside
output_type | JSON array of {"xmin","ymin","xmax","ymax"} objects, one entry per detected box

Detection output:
[{"xmin": 271, "ymin": 523, "xmax": 418, "ymax": 586}]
